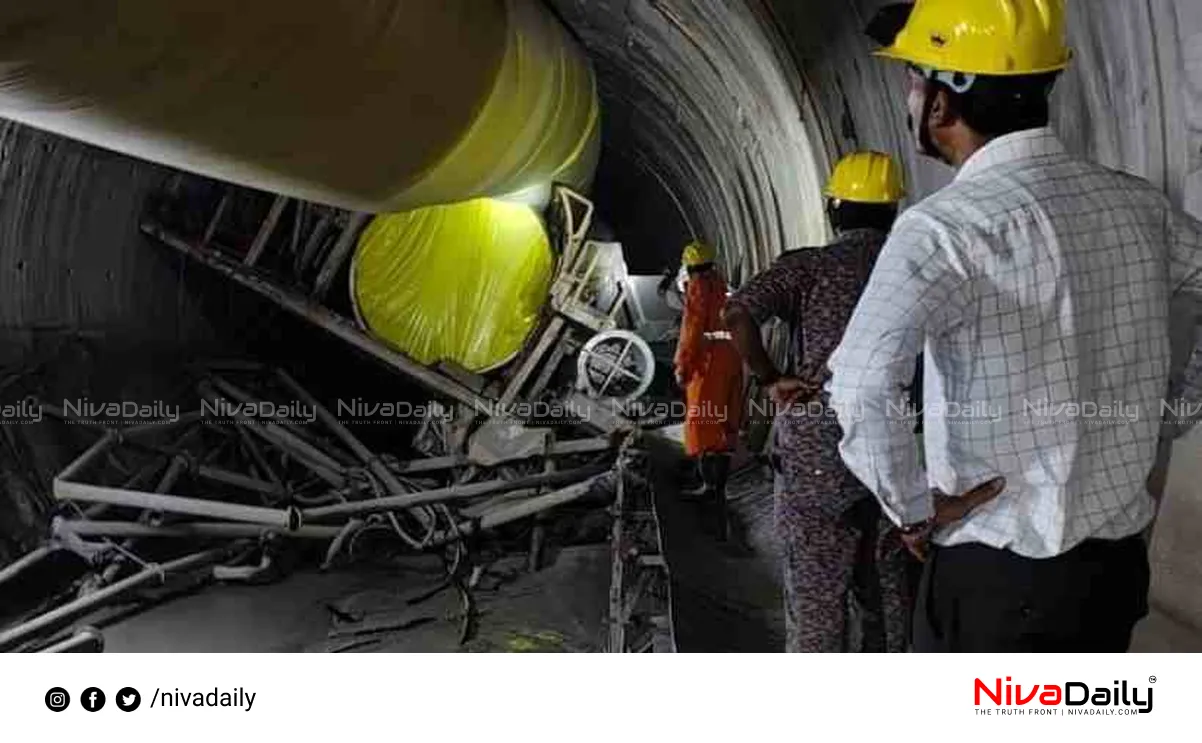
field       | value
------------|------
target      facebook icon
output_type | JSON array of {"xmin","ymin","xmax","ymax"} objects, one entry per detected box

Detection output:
[{"xmin": 81, "ymin": 687, "xmax": 106, "ymax": 712}]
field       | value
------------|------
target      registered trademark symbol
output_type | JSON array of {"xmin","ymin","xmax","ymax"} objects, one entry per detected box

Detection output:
[{"xmin": 1149, "ymin": 676, "xmax": 1157, "ymax": 684}]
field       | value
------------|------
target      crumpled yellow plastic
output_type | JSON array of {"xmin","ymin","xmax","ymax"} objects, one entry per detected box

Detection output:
[{"xmin": 352, "ymin": 199, "xmax": 553, "ymax": 373}]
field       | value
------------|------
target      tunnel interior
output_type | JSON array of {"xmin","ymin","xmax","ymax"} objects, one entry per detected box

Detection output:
[{"xmin": 1, "ymin": 0, "xmax": 1202, "ymax": 649}]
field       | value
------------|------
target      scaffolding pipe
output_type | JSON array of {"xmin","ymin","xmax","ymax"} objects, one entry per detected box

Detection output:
[
  {"xmin": 390, "ymin": 436, "xmax": 613, "ymax": 474},
  {"xmin": 0, "ymin": 545, "xmax": 58, "ymax": 589},
  {"xmin": 425, "ymin": 475, "xmax": 606, "ymax": 548},
  {"xmin": 55, "ymin": 480, "xmax": 302, "ymax": 530},
  {"xmin": 56, "ymin": 431, "xmax": 118, "ymax": 483},
  {"xmin": 275, "ymin": 369, "xmax": 433, "ymax": 530},
  {"xmin": 151, "ymin": 230, "xmax": 495, "ymax": 411},
  {"xmin": 0, "ymin": 546, "xmax": 232, "ymax": 652},
  {"xmin": 198, "ymin": 381, "xmax": 349, "ymax": 482},
  {"xmin": 53, "ymin": 518, "xmax": 340, "ymax": 541},
  {"xmin": 36, "ymin": 627, "xmax": 104, "ymax": 653},
  {"xmin": 303, "ymin": 463, "xmax": 609, "ymax": 521}
]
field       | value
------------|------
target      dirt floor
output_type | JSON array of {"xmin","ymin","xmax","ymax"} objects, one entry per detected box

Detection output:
[
  {"xmin": 101, "ymin": 547, "xmax": 610, "ymax": 653},
  {"xmin": 647, "ymin": 429, "xmax": 1202, "ymax": 653}
]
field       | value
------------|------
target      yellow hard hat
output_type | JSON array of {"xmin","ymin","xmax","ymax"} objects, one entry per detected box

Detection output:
[
  {"xmin": 682, "ymin": 240, "xmax": 716, "ymax": 268},
  {"xmin": 875, "ymin": 0, "xmax": 1072, "ymax": 76},
  {"xmin": 824, "ymin": 151, "xmax": 906, "ymax": 204}
]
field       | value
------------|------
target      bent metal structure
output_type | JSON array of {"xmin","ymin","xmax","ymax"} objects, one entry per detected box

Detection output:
[{"xmin": 0, "ymin": 0, "xmax": 1200, "ymax": 643}]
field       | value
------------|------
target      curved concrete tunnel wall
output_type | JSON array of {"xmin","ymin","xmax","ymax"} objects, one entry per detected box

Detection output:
[
  {"xmin": 549, "ymin": 0, "xmax": 833, "ymax": 284},
  {"xmin": 552, "ymin": 0, "xmax": 1202, "ymax": 631}
]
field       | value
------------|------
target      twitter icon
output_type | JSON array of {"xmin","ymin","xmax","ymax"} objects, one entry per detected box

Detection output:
[{"xmin": 116, "ymin": 687, "xmax": 141, "ymax": 712}]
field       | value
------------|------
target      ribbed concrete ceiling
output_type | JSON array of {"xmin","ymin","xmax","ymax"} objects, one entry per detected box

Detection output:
[
  {"xmin": 549, "ymin": 0, "xmax": 830, "ymax": 284},
  {"xmin": 554, "ymin": 0, "xmax": 1202, "ymax": 281},
  {"xmin": 554, "ymin": 0, "xmax": 1202, "ymax": 631}
]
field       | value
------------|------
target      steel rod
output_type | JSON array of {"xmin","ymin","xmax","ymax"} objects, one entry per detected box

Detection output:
[
  {"xmin": 84, "ymin": 451, "xmax": 194, "ymax": 595},
  {"xmin": 206, "ymin": 376, "xmax": 337, "ymax": 454},
  {"xmin": 37, "ymin": 627, "xmax": 105, "ymax": 653},
  {"xmin": 55, "ymin": 480, "xmax": 301, "ymax": 530},
  {"xmin": 313, "ymin": 212, "xmax": 369, "ymax": 300},
  {"xmin": 275, "ymin": 369, "xmax": 432, "ymax": 529},
  {"xmin": 0, "ymin": 545, "xmax": 57, "ymax": 588},
  {"xmin": 0, "ymin": 547, "xmax": 232, "ymax": 652},
  {"xmin": 202, "ymin": 191, "xmax": 231, "ymax": 248},
  {"xmin": 303, "ymin": 463, "xmax": 608, "ymax": 521},
  {"xmin": 53, "ymin": 518, "xmax": 339, "ymax": 541},
  {"xmin": 244, "ymin": 195, "xmax": 289, "ymax": 266},
  {"xmin": 142, "ymin": 221, "xmax": 492, "ymax": 410},
  {"xmin": 390, "ymin": 437, "xmax": 613, "ymax": 474},
  {"xmin": 204, "ymin": 376, "xmax": 351, "ymax": 468},
  {"xmin": 236, "ymin": 425, "xmax": 285, "ymax": 495},
  {"xmin": 198, "ymin": 383, "xmax": 347, "ymax": 486},
  {"xmin": 194, "ymin": 464, "xmax": 281, "ymax": 496},
  {"xmin": 57, "ymin": 431, "xmax": 118, "ymax": 482},
  {"xmin": 425, "ymin": 475, "xmax": 605, "ymax": 548}
]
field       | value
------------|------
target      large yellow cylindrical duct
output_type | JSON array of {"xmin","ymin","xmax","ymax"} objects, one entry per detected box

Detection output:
[
  {"xmin": 0, "ymin": 0, "xmax": 597, "ymax": 212},
  {"xmin": 348, "ymin": 0, "xmax": 601, "ymax": 373},
  {"xmin": 352, "ymin": 200, "xmax": 555, "ymax": 373}
]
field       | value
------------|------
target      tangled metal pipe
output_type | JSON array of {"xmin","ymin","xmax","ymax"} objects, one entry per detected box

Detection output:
[
  {"xmin": 53, "ymin": 427, "xmax": 303, "ymax": 530},
  {"xmin": 55, "ymin": 480, "xmax": 303, "ymax": 531},
  {"xmin": 52, "ymin": 517, "xmax": 340, "ymax": 541},
  {"xmin": 0, "ymin": 546, "xmax": 234, "ymax": 652},
  {"xmin": 303, "ymin": 463, "xmax": 610, "ymax": 521},
  {"xmin": 0, "ymin": 545, "xmax": 58, "ymax": 589},
  {"xmin": 423, "ymin": 474, "xmax": 607, "ymax": 548},
  {"xmin": 36, "ymin": 627, "xmax": 104, "ymax": 653},
  {"xmin": 274, "ymin": 368, "xmax": 436, "ymax": 548}
]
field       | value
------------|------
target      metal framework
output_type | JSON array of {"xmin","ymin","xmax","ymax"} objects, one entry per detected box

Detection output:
[
  {"xmin": 10, "ymin": 182, "xmax": 680, "ymax": 653},
  {"xmin": 141, "ymin": 184, "xmax": 642, "ymax": 436},
  {"xmin": 607, "ymin": 436, "xmax": 674, "ymax": 652}
]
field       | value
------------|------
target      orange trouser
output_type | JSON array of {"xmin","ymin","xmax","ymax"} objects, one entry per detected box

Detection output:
[{"xmin": 683, "ymin": 341, "xmax": 744, "ymax": 457}]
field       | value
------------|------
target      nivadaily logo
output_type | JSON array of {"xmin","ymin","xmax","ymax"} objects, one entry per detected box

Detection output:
[{"xmin": 975, "ymin": 677, "xmax": 1154, "ymax": 716}]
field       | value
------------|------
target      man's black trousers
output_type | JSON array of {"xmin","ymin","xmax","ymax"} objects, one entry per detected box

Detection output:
[{"xmin": 913, "ymin": 535, "xmax": 1150, "ymax": 652}]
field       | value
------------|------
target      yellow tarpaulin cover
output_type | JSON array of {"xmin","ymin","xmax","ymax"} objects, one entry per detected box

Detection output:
[{"xmin": 353, "ymin": 200, "xmax": 553, "ymax": 373}]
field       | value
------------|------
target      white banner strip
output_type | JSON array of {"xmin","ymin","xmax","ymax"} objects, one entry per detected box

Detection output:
[{"xmin": 1, "ymin": 653, "xmax": 1194, "ymax": 741}]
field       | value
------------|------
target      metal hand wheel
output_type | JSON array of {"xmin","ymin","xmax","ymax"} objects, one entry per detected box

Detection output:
[{"xmin": 576, "ymin": 330, "xmax": 656, "ymax": 402}]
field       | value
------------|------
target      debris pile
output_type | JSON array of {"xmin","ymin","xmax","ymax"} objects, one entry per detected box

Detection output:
[{"xmin": 0, "ymin": 362, "xmax": 639, "ymax": 652}]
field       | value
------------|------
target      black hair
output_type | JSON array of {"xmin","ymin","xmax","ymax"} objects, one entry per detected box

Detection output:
[
  {"xmin": 686, "ymin": 262, "xmax": 715, "ymax": 276},
  {"xmin": 939, "ymin": 72, "xmax": 1061, "ymax": 138},
  {"xmin": 827, "ymin": 200, "xmax": 899, "ymax": 234}
]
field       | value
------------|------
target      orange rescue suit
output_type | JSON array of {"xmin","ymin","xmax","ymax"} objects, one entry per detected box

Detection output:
[{"xmin": 674, "ymin": 270, "xmax": 744, "ymax": 457}]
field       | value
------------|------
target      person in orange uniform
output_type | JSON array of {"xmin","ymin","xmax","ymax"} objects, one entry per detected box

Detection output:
[{"xmin": 674, "ymin": 240, "xmax": 745, "ymax": 541}]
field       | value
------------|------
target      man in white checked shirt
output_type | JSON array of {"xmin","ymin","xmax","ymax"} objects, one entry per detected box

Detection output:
[{"xmin": 830, "ymin": 0, "xmax": 1202, "ymax": 651}]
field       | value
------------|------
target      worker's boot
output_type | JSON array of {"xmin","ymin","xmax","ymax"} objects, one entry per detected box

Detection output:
[
  {"xmin": 679, "ymin": 457, "xmax": 710, "ymax": 501},
  {"xmin": 700, "ymin": 453, "xmax": 731, "ymax": 542}
]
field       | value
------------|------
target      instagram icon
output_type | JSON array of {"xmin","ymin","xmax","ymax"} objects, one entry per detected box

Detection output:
[{"xmin": 44, "ymin": 687, "xmax": 70, "ymax": 712}]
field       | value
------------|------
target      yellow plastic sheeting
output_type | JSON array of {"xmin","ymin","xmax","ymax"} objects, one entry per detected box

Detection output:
[
  {"xmin": 352, "ymin": 200, "xmax": 553, "ymax": 373},
  {"xmin": 0, "ymin": 0, "xmax": 598, "ymax": 213}
]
